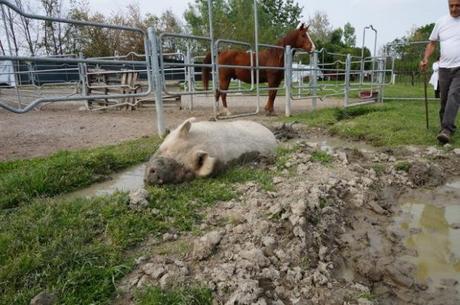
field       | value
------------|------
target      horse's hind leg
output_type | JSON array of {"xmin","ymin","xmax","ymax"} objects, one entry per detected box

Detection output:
[
  {"xmin": 214, "ymin": 88, "xmax": 221, "ymax": 112},
  {"xmin": 219, "ymin": 75, "xmax": 232, "ymax": 116}
]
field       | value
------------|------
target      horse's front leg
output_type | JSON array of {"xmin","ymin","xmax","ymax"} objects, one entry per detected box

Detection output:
[
  {"xmin": 264, "ymin": 75, "xmax": 282, "ymax": 115},
  {"xmin": 218, "ymin": 74, "xmax": 232, "ymax": 116},
  {"xmin": 264, "ymin": 89, "xmax": 278, "ymax": 115}
]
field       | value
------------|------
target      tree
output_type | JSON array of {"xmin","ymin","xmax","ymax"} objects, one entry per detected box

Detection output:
[
  {"xmin": 2, "ymin": 5, "xmax": 20, "ymax": 55},
  {"xmin": 384, "ymin": 23, "xmax": 437, "ymax": 85},
  {"xmin": 329, "ymin": 28, "xmax": 343, "ymax": 46},
  {"xmin": 343, "ymin": 22, "xmax": 356, "ymax": 47},
  {"xmin": 184, "ymin": 0, "xmax": 303, "ymax": 45},
  {"xmin": 307, "ymin": 11, "xmax": 332, "ymax": 45}
]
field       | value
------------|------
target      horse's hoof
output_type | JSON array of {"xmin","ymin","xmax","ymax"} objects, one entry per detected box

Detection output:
[{"xmin": 218, "ymin": 109, "xmax": 232, "ymax": 116}]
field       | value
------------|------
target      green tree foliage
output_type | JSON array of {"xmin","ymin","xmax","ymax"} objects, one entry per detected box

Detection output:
[
  {"xmin": 307, "ymin": 11, "xmax": 332, "ymax": 45},
  {"xmin": 343, "ymin": 22, "xmax": 356, "ymax": 47},
  {"xmin": 67, "ymin": 3, "xmax": 184, "ymax": 57},
  {"xmin": 385, "ymin": 23, "xmax": 437, "ymax": 84},
  {"xmin": 184, "ymin": 0, "xmax": 303, "ymax": 46},
  {"xmin": 304, "ymin": 16, "xmax": 367, "ymax": 72}
]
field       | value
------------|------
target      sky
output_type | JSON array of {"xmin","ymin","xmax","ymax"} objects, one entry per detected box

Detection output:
[{"xmin": 88, "ymin": 0, "xmax": 448, "ymax": 54}]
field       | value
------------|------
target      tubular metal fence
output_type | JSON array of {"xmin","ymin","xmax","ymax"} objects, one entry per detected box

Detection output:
[{"xmin": 1, "ymin": 0, "xmax": 394, "ymax": 136}]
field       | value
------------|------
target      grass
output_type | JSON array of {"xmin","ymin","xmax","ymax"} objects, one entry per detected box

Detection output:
[
  {"xmin": 0, "ymin": 145, "xmax": 274, "ymax": 305},
  {"xmin": 284, "ymin": 100, "xmax": 460, "ymax": 148},
  {"xmin": 135, "ymin": 286, "xmax": 213, "ymax": 305},
  {"xmin": 395, "ymin": 161, "xmax": 412, "ymax": 172},
  {"xmin": 0, "ymin": 137, "xmax": 161, "ymax": 210},
  {"xmin": 311, "ymin": 150, "xmax": 333, "ymax": 164},
  {"xmin": 383, "ymin": 83, "xmax": 437, "ymax": 99}
]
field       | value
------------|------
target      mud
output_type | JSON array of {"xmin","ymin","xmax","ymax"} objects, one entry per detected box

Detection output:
[{"xmin": 111, "ymin": 124, "xmax": 460, "ymax": 305}]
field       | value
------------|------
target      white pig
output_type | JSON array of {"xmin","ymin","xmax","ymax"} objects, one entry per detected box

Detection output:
[{"xmin": 144, "ymin": 118, "xmax": 277, "ymax": 185}]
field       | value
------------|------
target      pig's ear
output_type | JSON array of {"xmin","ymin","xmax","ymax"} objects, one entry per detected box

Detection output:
[
  {"xmin": 193, "ymin": 150, "xmax": 216, "ymax": 177},
  {"xmin": 178, "ymin": 117, "xmax": 196, "ymax": 138}
]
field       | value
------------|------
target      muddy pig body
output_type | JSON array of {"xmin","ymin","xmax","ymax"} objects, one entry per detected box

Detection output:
[{"xmin": 144, "ymin": 118, "xmax": 277, "ymax": 185}]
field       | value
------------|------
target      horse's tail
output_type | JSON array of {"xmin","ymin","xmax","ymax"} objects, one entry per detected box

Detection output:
[{"xmin": 202, "ymin": 52, "xmax": 212, "ymax": 91}]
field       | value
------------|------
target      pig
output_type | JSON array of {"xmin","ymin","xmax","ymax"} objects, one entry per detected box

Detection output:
[{"xmin": 144, "ymin": 118, "xmax": 277, "ymax": 185}]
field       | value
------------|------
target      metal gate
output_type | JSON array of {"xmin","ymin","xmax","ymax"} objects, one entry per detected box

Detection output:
[{"xmin": 1, "ymin": 0, "xmax": 393, "ymax": 137}]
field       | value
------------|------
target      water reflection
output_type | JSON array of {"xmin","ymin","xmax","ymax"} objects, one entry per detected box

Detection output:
[
  {"xmin": 67, "ymin": 163, "xmax": 146, "ymax": 198},
  {"xmin": 398, "ymin": 179, "xmax": 460, "ymax": 288}
]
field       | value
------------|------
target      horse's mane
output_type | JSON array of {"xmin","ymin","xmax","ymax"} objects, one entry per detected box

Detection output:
[{"xmin": 263, "ymin": 28, "xmax": 298, "ymax": 57}]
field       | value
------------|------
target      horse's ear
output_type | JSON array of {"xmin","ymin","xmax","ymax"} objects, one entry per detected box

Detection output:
[
  {"xmin": 305, "ymin": 24, "xmax": 310, "ymax": 31},
  {"xmin": 297, "ymin": 22, "xmax": 305, "ymax": 30}
]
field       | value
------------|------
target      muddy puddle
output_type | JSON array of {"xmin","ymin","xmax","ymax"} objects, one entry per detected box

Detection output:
[
  {"xmin": 396, "ymin": 178, "xmax": 460, "ymax": 291},
  {"xmin": 305, "ymin": 134, "xmax": 377, "ymax": 153},
  {"xmin": 68, "ymin": 163, "xmax": 146, "ymax": 198}
]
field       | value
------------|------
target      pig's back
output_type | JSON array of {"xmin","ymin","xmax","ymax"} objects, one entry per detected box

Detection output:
[{"xmin": 189, "ymin": 120, "xmax": 277, "ymax": 163}]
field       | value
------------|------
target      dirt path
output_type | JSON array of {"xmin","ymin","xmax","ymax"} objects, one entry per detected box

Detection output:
[{"xmin": 0, "ymin": 95, "xmax": 342, "ymax": 161}]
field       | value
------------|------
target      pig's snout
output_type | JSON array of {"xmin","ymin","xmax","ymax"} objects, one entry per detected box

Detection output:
[
  {"xmin": 144, "ymin": 166, "xmax": 164, "ymax": 185},
  {"xmin": 144, "ymin": 157, "xmax": 195, "ymax": 186}
]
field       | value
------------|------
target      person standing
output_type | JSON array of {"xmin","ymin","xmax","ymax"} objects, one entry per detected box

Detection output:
[{"xmin": 420, "ymin": 0, "xmax": 460, "ymax": 144}]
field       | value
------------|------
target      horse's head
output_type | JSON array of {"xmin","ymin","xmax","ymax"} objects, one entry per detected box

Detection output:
[{"xmin": 291, "ymin": 23, "xmax": 315, "ymax": 52}]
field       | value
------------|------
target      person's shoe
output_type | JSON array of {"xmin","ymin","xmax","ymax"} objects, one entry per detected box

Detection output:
[{"xmin": 437, "ymin": 129, "xmax": 451, "ymax": 144}]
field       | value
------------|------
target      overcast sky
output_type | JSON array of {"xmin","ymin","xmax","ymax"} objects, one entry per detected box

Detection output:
[{"xmin": 88, "ymin": 0, "xmax": 448, "ymax": 53}]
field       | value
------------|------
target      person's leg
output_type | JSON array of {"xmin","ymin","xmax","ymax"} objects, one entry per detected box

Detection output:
[
  {"xmin": 441, "ymin": 67, "xmax": 460, "ymax": 134},
  {"xmin": 438, "ymin": 68, "xmax": 452, "ymax": 127}
]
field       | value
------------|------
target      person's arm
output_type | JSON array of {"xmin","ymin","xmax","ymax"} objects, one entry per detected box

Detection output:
[{"xmin": 420, "ymin": 41, "xmax": 436, "ymax": 71}]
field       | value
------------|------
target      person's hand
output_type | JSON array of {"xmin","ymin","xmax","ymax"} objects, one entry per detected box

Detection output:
[{"xmin": 420, "ymin": 58, "xmax": 428, "ymax": 72}]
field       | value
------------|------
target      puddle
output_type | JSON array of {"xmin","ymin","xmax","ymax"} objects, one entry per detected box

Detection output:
[
  {"xmin": 395, "ymin": 178, "xmax": 460, "ymax": 290},
  {"xmin": 306, "ymin": 135, "xmax": 377, "ymax": 154},
  {"xmin": 68, "ymin": 163, "xmax": 146, "ymax": 198}
]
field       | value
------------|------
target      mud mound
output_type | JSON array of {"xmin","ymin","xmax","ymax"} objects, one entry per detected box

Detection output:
[
  {"xmin": 408, "ymin": 161, "xmax": 445, "ymax": 187},
  {"xmin": 116, "ymin": 137, "xmax": 460, "ymax": 305},
  {"xmin": 272, "ymin": 123, "xmax": 301, "ymax": 142}
]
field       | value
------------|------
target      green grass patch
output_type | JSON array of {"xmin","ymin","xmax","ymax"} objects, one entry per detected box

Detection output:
[
  {"xmin": 357, "ymin": 292, "xmax": 377, "ymax": 301},
  {"xmin": 285, "ymin": 100, "xmax": 460, "ymax": 148},
  {"xmin": 135, "ymin": 286, "xmax": 213, "ymax": 305},
  {"xmin": 0, "ymin": 157, "xmax": 274, "ymax": 305},
  {"xmin": 371, "ymin": 163, "xmax": 386, "ymax": 176},
  {"xmin": 275, "ymin": 145, "xmax": 298, "ymax": 170},
  {"xmin": 311, "ymin": 150, "xmax": 333, "ymax": 164},
  {"xmin": 334, "ymin": 106, "xmax": 389, "ymax": 121},
  {"xmin": 383, "ymin": 83, "xmax": 437, "ymax": 99},
  {"xmin": 0, "ymin": 137, "xmax": 161, "ymax": 210},
  {"xmin": 0, "ymin": 194, "xmax": 156, "ymax": 305},
  {"xmin": 395, "ymin": 161, "xmax": 412, "ymax": 172}
]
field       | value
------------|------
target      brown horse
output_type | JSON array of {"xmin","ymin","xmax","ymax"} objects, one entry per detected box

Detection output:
[{"xmin": 202, "ymin": 23, "xmax": 315, "ymax": 115}]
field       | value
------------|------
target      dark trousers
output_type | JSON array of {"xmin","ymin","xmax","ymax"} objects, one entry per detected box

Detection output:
[{"xmin": 438, "ymin": 67, "xmax": 460, "ymax": 133}]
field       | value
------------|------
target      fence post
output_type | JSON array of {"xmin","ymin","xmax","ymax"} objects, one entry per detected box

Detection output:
[
  {"xmin": 378, "ymin": 57, "xmax": 385, "ymax": 103},
  {"xmin": 186, "ymin": 44, "xmax": 194, "ymax": 111},
  {"xmin": 310, "ymin": 51, "xmax": 318, "ymax": 111},
  {"xmin": 344, "ymin": 54, "xmax": 351, "ymax": 108},
  {"xmin": 207, "ymin": 0, "xmax": 218, "ymax": 117},
  {"xmin": 147, "ymin": 27, "xmax": 166, "ymax": 137},
  {"xmin": 284, "ymin": 45, "xmax": 292, "ymax": 117},
  {"xmin": 27, "ymin": 62, "xmax": 35, "ymax": 86},
  {"xmin": 78, "ymin": 52, "xmax": 89, "ymax": 108}
]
